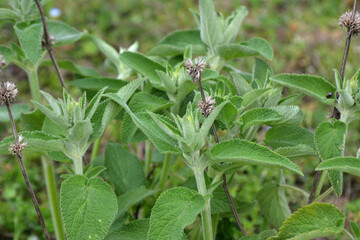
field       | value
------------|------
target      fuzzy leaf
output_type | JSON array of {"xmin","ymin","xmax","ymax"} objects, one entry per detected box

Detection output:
[
  {"xmin": 275, "ymin": 145, "xmax": 317, "ymax": 160},
  {"xmin": 105, "ymin": 219, "xmax": 149, "ymax": 240},
  {"xmin": 85, "ymin": 87, "xmax": 107, "ymax": 120},
  {"xmin": 32, "ymin": 100, "xmax": 70, "ymax": 130},
  {"xmin": 315, "ymin": 121, "xmax": 347, "ymax": 196},
  {"xmin": 69, "ymin": 78, "xmax": 127, "ymax": 92},
  {"xmin": 14, "ymin": 21, "xmax": 43, "ymax": 64},
  {"xmin": 253, "ymin": 58, "xmax": 273, "ymax": 88},
  {"xmin": 104, "ymin": 142, "xmax": 145, "ymax": 195},
  {"xmin": 270, "ymin": 74, "xmax": 336, "ymax": 105},
  {"xmin": 256, "ymin": 183, "xmax": 291, "ymax": 228},
  {"xmin": 0, "ymin": 104, "xmax": 30, "ymax": 122},
  {"xmin": 242, "ymin": 88, "xmax": 271, "ymax": 108},
  {"xmin": 47, "ymin": 20, "xmax": 83, "ymax": 46},
  {"xmin": 265, "ymin": 126, "xmax": 315, "ymax": 150},
  {"xmin": 148, "ymin": 30, "xmax": 207, "ymax": 57},
  {"xmin": 240, "ymin": 108, "xmax": 281, "ymax": 132},
  {"xmin": 60, "ymin": 175, "xmax": 118, "ymax": 240},
  {"xmin": 20, "ymin": 109, "xmax": 45, "ymax": 131},
  {"xmin": 350, "ymin": 220, "xmax": 360, "ymax": 238},
  {"xmin": 148, "ymin": 187, "xmax": 205, "ymax": 240},
  {"xmin": 89, "ymin": 35, "xmax": 121, "ymax": 71},
  {"xmin": 269, "ymin": 203, "xmax": 345, "ymax": 240},
  {"xmin": 316, "ymin": 157, "xmax": 360, "ymax": 177},
  {"xmin": 216, "ymin": 38, "xmax": 273, "ymax": 60},
  {"xmin": 119, "ymin": 51, "xmax": 165, "ymax": 89},
  {"xmin": 210, "ymin": 139, "xmax": 303, "ymax": 175},
  {"xmin": 224, "ymin": 6, "xmax": 248, "ymax": 43},
  {"xmin": 0, "ymin": 8, "xmax": 20, "ymax": 21}
]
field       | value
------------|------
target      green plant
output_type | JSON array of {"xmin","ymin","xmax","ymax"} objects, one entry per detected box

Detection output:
[{"xmin": 1, "ymin": 0, "xmax": 360, "ymax": 240}]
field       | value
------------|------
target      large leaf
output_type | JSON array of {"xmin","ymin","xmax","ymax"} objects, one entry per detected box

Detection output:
[
  {"xmin": 105, "ymin": 219, "xmax": 149, "ymax": 240},
  {"xmin": 119, "ymin": 51, "xmax": 165, "ymax": 89},
  {"xmin": 270, "ymin": 74, "xmax": 336, "ymax": 105},
  {"xmin": 240, "ymin": 108, "xmax": 281, "ymax": 132},
  {"xmin": 199, "ymin": 0, "xmax": 224, "ymax": 51},
  {"xmin": 315, "ymin": 121, "xmax": 347, "ymax": 196},
  {"xmin": 316, "ymin": 157, "xmax": 360, "ymax": 177},
  {"xmin": 265, "ymin": 126, "xmax": 315, "ymax": 150},
  {"xmin": 0, "ymin": 104, "xmax": 30, "ymax": 122},
  {"xmin": 69, "ymin": 78, "xmax": 127, "ymax": 92},
  {"xmin": 104, "ymin": 142, "xmax": 145, "ymax": 195},
  {"xmin": 275, "ymin": 145, "xmax": 317, "ymax": 160},
  {"xmin": 216, "ymin": 38, "xmax": 273, "ymax": 61},
  {"xmin": 148, "ymin": 187, "xmax": 205, "ymax": 240},
  {"xmin": 42, "ymin": 60, "xmax": 100, "ymax": 77},
  {"xmin": 14, "ymin": 21, "xmax": 43, "ymax": 64},
  {"xmin": 20, "ymin": 108, "xmax": 46, "ymax": 131},
  {"xmin": 121, "ymin": 92, "xmax": 173, "ymax": 144},
  {"xmin": 89, "ymin": 35, "xmax": 121, "ymax": 72},
  {"xmin": 148, "ymin": 29, "xmax": 207, "ymax": 57},
  {"xmin": 256, "ymin": 183, "xmax": 291, "ymax": 229},
  {"xmin": 0, "ymin": 131, "xmax": 63, "ymax": 154},
  {"xmin": 210, "ymin": 139, "xmax": 303, "ymax": 175},
  {"xmin": 241, "ymin": 88, "xmax": 271, "ymax": 108},
  {"xmin": 60, "ymin": 175, "xmax": 118, "ymax": 240},
  {"xmin": 47, "ymin": 20, "xmax": 83, "ymax": 46},
  {"xmin": 224, "ymin": 6, "xmax": 248, "ymax": 43},
  {"xmin": 0, "ymin": 8, "xmax": 20, "ymax": 22},
  {"xmin": 269, "ymin": 203, "xmax": 345, "ymax": 240}
]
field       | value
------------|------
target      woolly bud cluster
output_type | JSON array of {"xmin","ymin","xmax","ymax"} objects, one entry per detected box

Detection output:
[
  {"xmin": 184, "ymin": 57, "xmax": 207, "ymax": 83},
  {"xmin": 198, "ymin": 96, "xmax": 216, "ymax": 117},
  {"xmin": 339, "ymin": 11, "xmax": 360, "ymax": 36},
  {"xmin": 0, "ymin": 81, "xmax": 18, "ymax": 105},
  {"xmin": 9, "ymin": 134, "xmax": 28, "ymax": 155}
]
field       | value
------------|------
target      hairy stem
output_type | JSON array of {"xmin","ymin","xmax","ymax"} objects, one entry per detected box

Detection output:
[
  {"xmin": 90, "ymin": 137, "xmax": 102, "ymax": 162},
  {"xmin": 194, "ymin": 169, "xmax": 213, "ymax": 240},
  {"xmin": 34, "ymin": 0, "xmax": 67, "ymax": 91},
  {"xmin": 197, "ymin": 72, "xmax": 246, "ymax": 236},
  {"xmin": 27, "ymin": 67, "xmax": 41, "ymax": 102},
  {"xmin": 307, "ymin": 170, "xmax": 322, "ymax": 204},
  {"xmin": 315, "ymin": 170, "xmax": 327, "ymax": 197},
  {"xmin": 280, "ymin": 184, "xmax": 310, "ymax": 198},
  {"xmin": 73, "ymin": 157, "xmax": 84, "ymax": 175},
  {"xmin": 158, "ymin": 154, "xmax": 171, "ymax": 189},
  {"xmin": 5, "ymin": 102, "xmax": 50, "ymax": 239},
  {"xmin": 314, "ymin": 187, "xmax": 334, "ymax": 202},
  {"xmin": 145, "ymin": 140, "xmax": 153, "ymax": 176}
]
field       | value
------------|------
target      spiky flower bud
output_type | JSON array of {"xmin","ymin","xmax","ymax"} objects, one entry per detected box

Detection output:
[
  {"xmin": 9, "ymin": 134, "xmax": 28, "ymax": 155},
  {"xmin": 339, "ymin": 11, "xmax": 360, "ymax": 36},
  {"xmin": 184, "ymin": 57, "xmax": 207, "ymax": 83},
  {"xmin": 198, "ymin": 96, "xmax": 216, "ymax": 117},
  {"xmin": 0, "ymin": 81, "xmax": 18, "ymax": 105}
]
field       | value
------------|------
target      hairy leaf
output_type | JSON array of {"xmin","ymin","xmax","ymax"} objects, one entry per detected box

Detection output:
[
  {"xmin": 316, "ymin": 157, "xmax": 360, "ymax": 177},
  {"xmin": 47, "ymin": 20, "xmax": 83, "ymax": 46},
  {"xmin": 105, "ymin": 219, "xmax": 149, "ymax": 240}
]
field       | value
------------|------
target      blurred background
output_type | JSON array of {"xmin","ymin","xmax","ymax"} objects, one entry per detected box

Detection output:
[{"xmin": 1, "ymin": 0, "xmax": 360, "ymax": 239}]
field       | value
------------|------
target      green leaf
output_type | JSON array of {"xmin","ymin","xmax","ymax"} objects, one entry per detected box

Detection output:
[
  {"xmin": 0, "ymin": 8, "xmax": 20, "ymax": 22},
  {"xmin": 148, "ymin": 187, "xmax": 205, "ymax": 240},
  {"xmin": 275, "ymin": 145, "xmax": 317, "ymax": 160},
  {"xmin": 104, "ymin": 142, "xmax": 145, "ymax": 195},
  {"xmin": 148, "ymin": 30, "xmax": 207, "ymax": 57},
  {"xmin": 121, "ymin": 92, "xmax": 173, "ymax": 144},
  {"xmin": 270, "ymin": 203, "xmax": 345, "ymax": 240},
  {"xmin": 350, "ymin": 220, "xmax": 360, "ymax": 238},
  {"xmin": 265, "ymin": 126, "xmax": 315, "ymax": 150},
  {"xmin": 84, "ymin": 166, "xmax": 106, "ymax": 179},
  {"xmin": 32, "ymin": 100, "xmax": 70, "ymax": 130},
  {"xmin": 69, "ymin": 78, "xmax": 127, "ymax": 92},
  {"xmin": 85, "ymin": 87, "xmax": 107, "ymax": 120},
  {"xmin": 216, "ymin": 38, "xmax": 273, "ymax": 61},
  {"xmin": 256, "ymin": 183, "xmax": 291, "ymax": 228},
  {"xmin": 253, "ymin": 58, "xmax": 272, "ymax": 88},
  {"xmin": 338, "ymin": 89, "xmax": 354, "ymax": 109},
  {"xmin": 210, "ymin": 139, "xmax": 303, "ymax": 175},
  {"xmin": 315, "ymin": 121, "xmax": 347, "ymax": 196},
  {"xmin": 105, "ymin": 219, "xmax": 149, "ymax": 240},
  {"xmin": 20, "ymin": 108, "xmax": 45, "ymax": 131},
  {"xmin": 14, "ymin": 21, "xmax": 43, "ymax": 64},
  {"xmin": 240, "ymin": 108, "xmax": 281, "ymax": 132},
  {"xmin": 0, "ymin": 45, "xmax": 14, "ymax": 66},
  {"xmin": 89, "ymin": 35, "xmax": 121, "ymax": 72},
  {"xmin": 217, "ymin": 101, "xmax": 238, "ymax": 129},
  {"xmin": 47, "ymin": 20, "xmax": 83, "ymax": 46},
  {"xmin": 316, "ymin": 157, "xmax": 360, "ymax": 177},
  {"xmin": 224, "ymin": 6, "xmax": 248, "ymax": 43},
  {"xmin": 119, "ymin": 51, "xmax": 166, "ymax": 89},
  {"xmin": 199, "ymin": 0, "xmax": 224, "ymax": 51},
  {"xmin": 270, "ymin": 74, "xmax": 336, "ymax": 105},
  {"xmin": 60, "ymin": 175, "xmax": 118, "ymax": 240},
  {"xmin": 0, "ymin": 104, "xmax": 30, "ymax": 122},
  {"xmin": 117, "ymin": 186, "xmax": 159, "ymax": 216},
  {"xmin": 42, "ymin": 60, "xmax": 100, "ymax": 77},
  {"xmin": 242, "ymin": 88, "xmax": 271, "ymax": 108},
  {"xmin": 199, "ymin": 101, "xmax": 228, "ymax": 137},
  {"xmin": 0, "ymin": 131, "xmax": 63, "ymax": 154},
  {"xmin": 230, "ymin": 71, "xmax": 252, "ymax": 96}
]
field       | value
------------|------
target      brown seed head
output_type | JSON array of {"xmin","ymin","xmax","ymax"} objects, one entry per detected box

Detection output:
[
  {"xmin": 339, "ymin": 11, "xmax": 360, "ymax": 36},
  {"xmin": 184, "ymin": 57, "xmax": 207, "ymax": 83},
  {"xmin": 0, "ymin": 81, "xmax": 18, "ymax": 105},
  {"xmin": 198, "ymin": 95, "xmax": 216, "ymax": 117},
  {"xmin": 9, "ymin": 134, "xmax": 28, "ymax": 155}
]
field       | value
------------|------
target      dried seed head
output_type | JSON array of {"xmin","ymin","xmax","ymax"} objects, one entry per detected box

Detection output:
[
  {"xmin": 339, "ymin": 11, "xmax": 360, "ymax": 36},
  {"xmin": 9, "ymin": 134, "xmax": 28, "ymax": 155},
  {"xmin": 0, "ymin": 81, "xmax": 18, "ymax": 105},
  {"xmin": 184, "ymin": 57, "xmax": 207, "ymax": 83},
  {"xmin": 198, "ymin": 95, "xmax": 216, "ymax": 117}
]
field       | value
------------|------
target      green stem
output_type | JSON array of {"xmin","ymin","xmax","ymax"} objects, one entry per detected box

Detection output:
[
  {"xmin": 315, "ymin": 170, "xmax": 327, "ymax": 197},
  {"xmin": 194, "ymin": 169, "xmax": 213, "ymax": 240},
  {"xmin": 27, "ymin": 67, "xmax": 41, "ymax": 102},
  {"xmin": 212, "ymin": 213, "xmax": 219, "ymax": 238},
  {"xmin": 90, "ymin": 137, "xmax": 101, "ymax": 162},
  {"xmin": 244, "ymin": 126, "xmax": 259, "ymax": 141},
  {"xmin": 158, "ymin": 154, "xmax": 171, "ymax": 189},
  {"xmin": 28, "ymin": 67, "xmax": 65, "ymax": 239},
  {"xmin": 145, "ymin": 140, "xmax": 153, "ymax": 176},
  {"xmin": 314, "ymin": 187, "xmax": 334, "ymax": 203},
  {"xmin": 73, "ymin": 157, "xmax": 83, "ymax": 175},
  {"xmin": 42, "ymin": 157, "xmax": 65, "ymax": 240},
  {"xmin": 342, "ymin": 228, "xmax": 355, "ymax": 240},
  {"xmin": 280, "ymin": 184, "xmax": 309, "ymax": 198}
]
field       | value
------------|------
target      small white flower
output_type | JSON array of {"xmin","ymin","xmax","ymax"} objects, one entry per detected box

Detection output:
[
  {"xmin": 9, "ymin": 134, "xmax": 28, "ymax": 155},
  {"xmin": 0, "ymin": 81, "xmax": 18, "ymax": 105},
  {"xmin": 184, "ymin": 57, "xmax": 207, "ymax": 83},
  {"xmin": 198, "ymin": 96, "xmax": 216, "ymax": 117}
]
